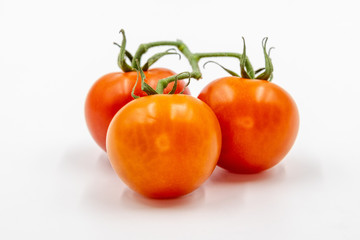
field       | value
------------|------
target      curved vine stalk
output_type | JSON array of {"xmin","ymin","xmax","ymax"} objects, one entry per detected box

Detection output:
[
  {"xmin": 130, "ymin": 40, "xmax": 256, "ymax": 94},
  {"xmin": 116, "ymin": 30, "xmax": 271, "ymax": 96}
]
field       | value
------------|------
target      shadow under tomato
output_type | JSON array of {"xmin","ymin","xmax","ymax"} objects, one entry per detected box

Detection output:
[
  {"xmin": 279, "ymin": 154, "xmax": 323, "ymax": 185},
  {"xmin": 209, "ymin": 152, "xmax": 323, "ymax": 186},
  {"xmin": 95, "ymin": 151, "xmax": 115, "ymax": 173},
  {"xmin": 209, "ymin": 164, "xmax": 287, "ymax": 184},
  {"xmin": 60, "ymin": 144, "xmax": 102, "ymax": 174},
  {"xmin": 69, "ymin": 147, "xmax": 206, "ymax": 211},
  {"xmin": 61, "ymin": 144, "xmax": 116, "ymax": 179},
  {"xmin": 80, "ymin": 153, "xmax": 126, "ymax": 209},
  {"xmin": 60, "ymin": 144, "xmax": 126, "ymax": 209},
  {"xmin": 120, "ymin": 186, "xmax": 205, "ymax": 209}
]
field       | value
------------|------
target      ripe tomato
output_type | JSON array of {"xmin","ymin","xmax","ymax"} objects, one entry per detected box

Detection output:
[
  {"xmin": 85, "ymin": 68, "xmax": 190, "ymax": 151},
  {"xmin": 106, "ymin": 94, "xmax": 221, "ymax": 199},
  {"xmin": 198, "ymin": 77, "xmax": 299, "ymax": 173}
]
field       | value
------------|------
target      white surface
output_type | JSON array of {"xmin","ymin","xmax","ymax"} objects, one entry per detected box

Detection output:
[{"xmin": 1, "ymin": 0, "xmax": 359, "ymax": 239}]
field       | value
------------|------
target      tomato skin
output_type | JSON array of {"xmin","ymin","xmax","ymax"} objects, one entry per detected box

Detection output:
[
  {"xmin": 198, "ymin": 77, "xmax": 299, "ymax": 174},
  {"xmin": 106, "ymin": 94, "xmax": 221, "ymax": 199},
  {"xmin": 85, "ymin": 68, "xmax": 190, "ymax": 151}
]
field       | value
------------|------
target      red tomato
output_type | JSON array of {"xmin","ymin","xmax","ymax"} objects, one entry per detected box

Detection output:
[
  {"xmin": 106, "ymin": 94, "xmax": 221, "ymax": 199},
  {"xmin": 198, "ymin": 77, "xmax": 299, "ymax": 173},
  {"xmin": 85, "ymin": 68, "xmax": 190, "ymax": 151}
]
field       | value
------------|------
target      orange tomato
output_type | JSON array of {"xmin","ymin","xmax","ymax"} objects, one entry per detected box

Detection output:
[
  {"xmin": 85, "ymin": 68, "xmax": 190, "ymax": 151},
  {"xmin": 198, "ymin": 77, "xmax": 299, "ymax": 173},
  {"xmin": 106, "ymin": 94, "xmax": 221, "ymax": 198}
]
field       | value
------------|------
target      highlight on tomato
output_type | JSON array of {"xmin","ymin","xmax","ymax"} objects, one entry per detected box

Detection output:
[
  {"xmin": 85, "ymin": 30, "xmax": 190, "ymax": 151},
  {"xmin": 106, "ymin": 70, "xmax": 222, "ymax": 199},
  {"xmin": 198, "ymin": 38, "xmax": 299, "ymax": 173}
]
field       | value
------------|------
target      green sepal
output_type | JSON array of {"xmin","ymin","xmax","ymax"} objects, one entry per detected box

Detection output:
[
  {"xmin": 240, "ymin": 37, "xmax": 251, "ymax": 79},
  {"xmin": 203, "ymin": 61, "xmax": 240, "ymax": 77},
  {"xmin": 179, "ymin": 72, "xmax": 191, "ymax": 94},
  {"xmin": 240, "ymin": 37, "xmax": 256, "ymax": 79},
  {"xmin": 255, "ymin": 37, "xmax": 274, "ymax": 81},
  {"xmin": 135, "ymin": 60, "xmax": 158, "ymax": 96},
  {"xmin": 113, "ymin": 42, "xmax": 133, "ymax": 62},
  {"xmin": 117, "ymin": 29, "xmax": 134, "ymax": 72},
  {"xmin": 254, "ymin": 67, "xmax": 265, "ymax": 75},
  {"xmin": 168, "ymin": 73, "xmax": 178, "ymax": 94},
  {"xmin": 269, "ymin": 73, "xmax": 274, "ymax": 82},
  {"xmin": 131, "ymin": 71, "xmax": 140, "ymax": 99},
  {"xmin": 142, "ymin": 48, "xmax": 181, "ymax": 71},
  {"xmin": 268, "ymin": 47, "xmax": 275, "ymax": 56},
  {"xmin": 244, "ymin": 56, "xmax": 255, "ymax": 79},
  {"xmin": 167, "ymin": 72, "xmax": 191, "ymax": 94}
]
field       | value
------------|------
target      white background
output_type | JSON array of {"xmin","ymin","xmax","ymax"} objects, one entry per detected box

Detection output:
[{"xmin": 1, "ymin": 0, "xmax": 359, "ymax": 239}]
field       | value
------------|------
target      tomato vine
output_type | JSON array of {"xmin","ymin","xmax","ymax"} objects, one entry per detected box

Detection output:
[{"xmin": 114, "ymin": 29, "xmax": 274, "ymax": 96}]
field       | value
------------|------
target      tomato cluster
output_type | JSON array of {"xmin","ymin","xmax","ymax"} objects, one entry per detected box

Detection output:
[{"xmin": 84, "ymin": 31, "xmax": 299, "ymax": 199}]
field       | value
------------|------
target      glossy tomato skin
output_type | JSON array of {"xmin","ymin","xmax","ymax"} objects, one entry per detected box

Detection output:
[
  {"xmin": 106, "ymin": 94, "xmax": 221, "ymax": 199},
  {"xmin": 85, "ymin": 68, "xmax": 190, "ymax": 151},
  {"xmin": 198, "ymin": 77, "xmax": 299, "ymax": 174}
]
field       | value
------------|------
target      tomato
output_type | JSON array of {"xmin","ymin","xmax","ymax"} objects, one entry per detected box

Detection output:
[
  {"xmin": 106, "ymin": 94, "xmax": 221, "ymax": 199},
  {"xmin": 85, "ymin": 68, "xmax": 190, "ymax": 151},
  {"xmin": 198, "ymin": 77, "xmax": 299, "ymax": 173}
]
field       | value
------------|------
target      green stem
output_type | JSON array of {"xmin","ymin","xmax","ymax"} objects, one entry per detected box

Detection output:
[
  {"xmin": 131, "ymin": 40, "xmax": 254, "ymax": 94},
  {"xmin": 155, "ymin": 52, "xmax": 253, "ymax": 93},
  {"xmin": 117, "ymin": 29, "xmax": 134, "ymax": 72},
  {"xmin": 195, "ymin": 52, "xmax": 242, "ymax": 58},
  {"xmin": 131, "ymin": 41, "xmax": 181, "ymax": 68}
]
